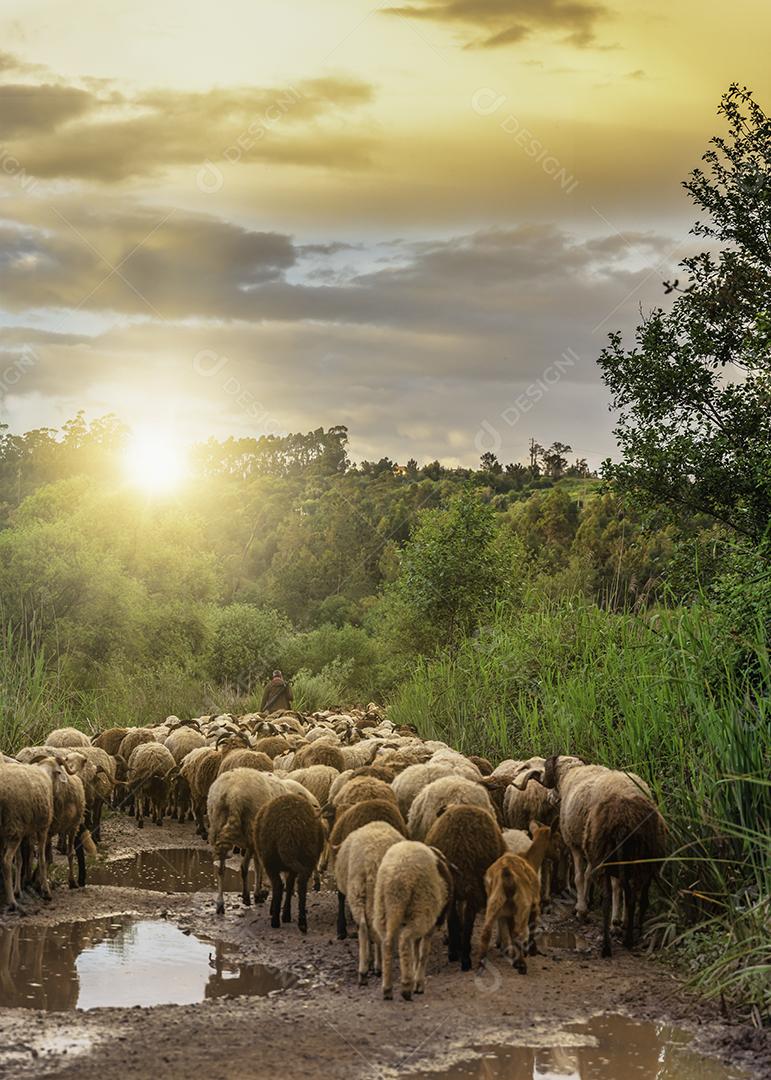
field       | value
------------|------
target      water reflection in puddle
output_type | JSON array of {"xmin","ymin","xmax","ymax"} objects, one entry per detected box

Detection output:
[
  {"xmin": 89, "ymin": 849, "xmax": 246, "ymax": 893},
  {"xmin": 0, "ymin": 917, "xmax": 297, "ymax": 1011},
  {"xmin": 406, "ymin": 1014, "xmax": 746, "ymax": 1080}
]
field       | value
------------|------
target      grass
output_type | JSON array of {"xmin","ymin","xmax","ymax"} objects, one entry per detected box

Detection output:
[{"xmin": 388, "ymin": 597, "xmax": 770, "ymax": 1023}]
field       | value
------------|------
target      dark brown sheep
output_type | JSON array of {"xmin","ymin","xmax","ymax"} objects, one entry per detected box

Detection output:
[
  {"xmin": 469, "ymin": 755, "xmax": 493, "ymax": 776},
  {"xmin": 425, "ymin": 803, "xmax": 505, "ymax": 971},
  {"xmin": 347, "ymin": 764, "xmax": 396, "ymax": 784},
  {"xmin": 253, "ymin": 794, "xmax": 325, "ymax": 933},
  {"xmin": 92, "ymin": 727, "xmax": 130, "ymax": 757},
  {"xmin": 583, "ymin": 793, "xmax": 668, "ymax": 957}
]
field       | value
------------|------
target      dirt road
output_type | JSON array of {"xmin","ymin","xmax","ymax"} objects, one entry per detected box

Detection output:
[{"xmin": 0, "ymin": 815, "xmax": 767, "ymax": 1079}]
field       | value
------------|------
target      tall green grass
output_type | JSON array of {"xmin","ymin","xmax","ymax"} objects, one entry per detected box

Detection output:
[
  {"xmin": 389, "ymin": 598, "xmax": 770, "ymax": 1022},
  {"xmin": 0, "ymin": 622, "xmax": 83, "ymax": 752}
]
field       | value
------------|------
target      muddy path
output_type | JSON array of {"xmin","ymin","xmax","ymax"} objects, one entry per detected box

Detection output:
[{"xmin": 0, "ymin": 813, "xmax": 767, "ymax": 1080}]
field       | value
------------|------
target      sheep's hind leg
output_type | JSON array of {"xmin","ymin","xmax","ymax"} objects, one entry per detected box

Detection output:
[
  {"xmin": 601, "ymin": 871, "xmax": 613, "ymax": 958},
  {"xmin": 381, "ymin": 934, "xmax": 394, "ymax": 1000},
  {"xmin": 399, "ymin": 931, "xmax": 416, "ymax": 1001},
  {"xmin": 75, "ymin": 829, "xmax": 87, "ymax": 888},
  {"xmin": 622, "ymin": 879, "xmax": 636, "ymax": 950},
  {"xmin": 572, "ymin": 848, "xmax": 589, "ymax": 920},
  {"xmin": 215, "ymin": 850, "xmax": 227, "ymax": 915},
  {"xmin": 240, "ymin": 851, "xmax": 252, "ymax": 906},
  {"xmin": 282, "ymin": 872, "xmax": 296, "ymax": 924},
  {"xmin": 447, "ymin": 899, "xmax": 462, "ymax": 963},
  {"xmin": 461, "ymin": 901, "xmax": 477, "ymax": 972},
  {"xmin": 357, "ymin": 920, "xmax": 370, "ymax": 985},
  {"xmin": 297, "ymin": 875, "xmax": 309, "ymax": 933},
  {"xmin": 269, "ymin": 872, "xmax": 284, "ymax": 929},
  {"xmin": 336, "ymin": 890, "xmax": 348, "ymax": 940},
  {"xmin": 414, "ymin": 934, "xmax": 430, "ymax": 995},
  {"xmin": 65, "ymin": 833, "xmax": 77, "ymax": 890},
  {"xmin": 1, "ymin": 843, "xmax": 19, "ymax": 910},
  {"xmin": 36, "ymin": 831, "xmax": 51, "ymax": 901},
  {"xmin": 611, "ymin": 875, "xmax": 623, "ymax": 930}
]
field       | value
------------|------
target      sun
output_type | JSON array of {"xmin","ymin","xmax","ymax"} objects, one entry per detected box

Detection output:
[{"xmin": 123, "ymin": 429, "xmax": 189, "ymax": 495}]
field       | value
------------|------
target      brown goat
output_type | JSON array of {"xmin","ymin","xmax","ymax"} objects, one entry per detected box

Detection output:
[
  {"xmin": 425, "ymin": 804, "xmax": 505, "ymax": 971},
  {"xmin": 218, "ymin": 750, "xmax": 273, "ymax": 774},
  {"xmin": 479, "ymin": 853, "xmax": 541, "ymax": 973}
]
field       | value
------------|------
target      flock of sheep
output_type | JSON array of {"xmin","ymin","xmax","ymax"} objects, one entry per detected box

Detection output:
[{"xmin": 0, "ymin": 707, "xmax": 667, "ymax": 1001}]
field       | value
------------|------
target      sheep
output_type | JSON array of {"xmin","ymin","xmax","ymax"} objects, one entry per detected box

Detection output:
[
  {"xmin": 391, "ymin": 761, "xmax": 470, "ymax": 819},
  {"xmin": 478, "ymin": 853, "xmax": 541, "ymax": 974},
  {"xmin": 339, "ymin": 741, "xmax": 382, "ymax": 770},
  {"xmin": 252, "ymin": 735, "xmax": 291, "ymax": 759},
  {"xmin": 286, "ymin": 765, "xmax": 339, "ymax": 806},
  {"xmin": 127, "ymin": 743, "xmax": 177, "ymax": 828},
  {"xmin": 65, "ymin": 745, "xmax": 114, "ymax": 842},
  {"xmin": 332, "ymin": 776, "xmax": 398, "ymax": 822},
  {"xmin": 218, "ymin": 750, "xmax": 273, "ymax": 774},
  {"xmin": 207, "ymin": 768, "xmax": 277, "ymax": 913},
  {"xmin": 492, "ymin": 756, "xmax": 545, "ymax": 784},
  {"xmin": 583, "ymin": 793, "xmax": 668, "ymax": 957},
  {"xmin": 0, "ymin": 761, "xmax": 54, "ymax": 910},
  {"xmin": 373, "ymin": 840, "xmax": 453, "ymax": 1001},
  {"xmin": 45, "ymin": 727, "xmax": 91, "ymax": 749},
  {"xmin": 91, "ymin": 727, "xmax": 130, "ymax": 756},
  {"xmin": 253, "ymin": 794, "xmax": 325, "ymax": 933},
  {"xmin": 292, "ymin": 742, "xmax": 345, "ymax": 772},
  {"xmin": 181, "ymin": 747, "xmax": 222, "ymax": 837},
  {"xmin": 408, "ymin": 776, "xmax": 495, "ymax": 842},
  {"xmin": 328, "ymin": 799, "xmax": 408, "ymax": 881},
  {"xmin": 33, "ymin": 756, "xmax": 94, "ymax": 889},
  {"xmin": 164, "ymin": 727, "xmax": 206, "ymax": 764},
  {"xmin": 425, "ymin": 804, "xmax": 505, "ymax": 971},
  {"xmin": 469, "ymin": 755, "xmax": 493, "ymax": 776},
  {"xmin": 515, "ymin": 755, "xmax": 657, "ymax": 932},
  {"xmin": 503, "ymin": 776, "xmax": 558, "ymax": 831},
  {"xmin": 335, "ymin": 822, "xmax": 404, "ymax": 982}
]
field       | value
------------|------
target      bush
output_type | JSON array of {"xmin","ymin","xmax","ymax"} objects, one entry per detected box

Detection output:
[{"xmin": 208, "ymin": 604, "xmax": 293, "ymax": 689}]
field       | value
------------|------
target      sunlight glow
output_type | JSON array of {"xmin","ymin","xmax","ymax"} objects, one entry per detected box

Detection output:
[{"xmin": 123, "ymin": 429, "xmax": 189, "ymax": 495}]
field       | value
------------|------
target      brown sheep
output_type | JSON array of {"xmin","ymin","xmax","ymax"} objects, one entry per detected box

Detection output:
[
  {"xmin": 186, "ymin": 749, "xmax": 223, "ymax": 836},
  {"xmin": 218, "ymin": 750, "xmax": 273, "ymax": 774},
  {"xmin": 469, "ymin": 755, "xmax": 493, "ymax": 776},
  {"xmin": 479, "ymin": 775, "xmax": 509, "ymax": 826},
  {"xmin": 91, "ymin": 727, "xmax": 130, "ymax": 756},
  {"xmin": 293, "ymin": 742, "xmax": 345, "ymax": 772},
  {"xmin": 253, "ymin": 794, "xmax": 325, "ymax": 933},
  {"xmin": 346, "ymin": 764, "xmax": 396, "ymax": 785},
  {"xmin": 425, "ymin": 803, "xmax": 505, "ymax": 971},
  {"xmin": 252, "ymin": 735, "xmax": 291, "ymax": 759},
  {"xmin": 333, "ymin": 777, "xmax": 397, "ymax": 820},
  {"xmin": 583, "ymin": 793, "xmax": 668, "ymax": 957}
]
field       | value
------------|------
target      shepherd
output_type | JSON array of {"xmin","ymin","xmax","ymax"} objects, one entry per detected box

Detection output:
[{"xmin": 261, "ymin": 669, "xmax": 293, "ymax": 713}]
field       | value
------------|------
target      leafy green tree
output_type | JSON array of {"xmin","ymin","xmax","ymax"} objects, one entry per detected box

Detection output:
[
  {"xmin": 209, "ymin": 604, "xmax": 293, "ymax": 688},
  {"xmin": 385, "ymin": 487, "xmax": 521, "ymax": 652},
  {"xmin": 599, "ymin": 86, "xmax": 771, "ymax": 543}
]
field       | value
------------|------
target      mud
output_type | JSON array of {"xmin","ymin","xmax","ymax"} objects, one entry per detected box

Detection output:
[{"xmin": 0, "ymin": 812, "xmax": 768, "ymax": 1080}]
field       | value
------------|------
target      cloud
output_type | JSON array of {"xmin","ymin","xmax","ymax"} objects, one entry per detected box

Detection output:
[
  {"xmin": 384, "ymin": 0, "xmax": 608, "ymax": 49},
  {"xmin": 0, "ymin": 70, "xmax": 376, "ymax": 181},
  {"xmin": 0, "ymin": 212, "xmax": 682, "ymax": 467}
]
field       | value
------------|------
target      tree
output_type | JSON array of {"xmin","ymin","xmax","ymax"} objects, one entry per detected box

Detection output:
[
  {"xmin": 209, "ymin": 604, "xmax": 293, "ymax": 688},
  {"xmin": 385, "ymin": 486, "xmax": 519, "ymax": 651},
  {"xmin": 542, "ymin": 442, "xmax": 572, "ymax": 480},
  {"xmin": 479, "ymin": 451, "xmax": 503, "ymax": 475},
  {"xmin": 599, "ymin": 86, "xmax": 771, "ymax": 544}
]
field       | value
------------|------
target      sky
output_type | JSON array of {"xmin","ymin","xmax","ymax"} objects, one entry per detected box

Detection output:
[{"xmin": 0, "ymin": 1, "xmax": 769, "ymax": 468}]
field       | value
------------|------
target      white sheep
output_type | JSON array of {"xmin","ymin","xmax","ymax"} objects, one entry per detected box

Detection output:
[
  {"xmin": 0, "ymin": 760, "xmax": 54, "ymax": 910},
  {"xmin": 391, "ymin": 761, "xmax": 476, "ymax": 820},
  {"xmin": 373, "ymin": 840, "xmax": 453, "ymax": 1000},
  {"xmin": 407, "ymin": 775, "xmax": 495, "ymax": 842},
  {"xmin": 335, "ymin": 822, "xmax": 404, "ymax": 984}
]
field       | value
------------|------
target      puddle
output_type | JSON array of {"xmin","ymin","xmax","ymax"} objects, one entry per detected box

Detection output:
[
  {"xmin": 406, "ymin": 1014, "xmax": 747, "ymax": 1080},
  {"xmin": 88, "ymin": 848, "xmax": 245, "ymax": 893},
  {"xmin": 0, "ymin": 917, "xmax": 298, "ymax": 1011}
]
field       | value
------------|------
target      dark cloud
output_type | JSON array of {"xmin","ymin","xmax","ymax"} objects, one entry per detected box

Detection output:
[
  {"xmin": 0, "ymin": 71, "xmax": 375, "ymax": 180},
  {"xmin": 0, "ymin": 213, "xmax": 681, "ymax": 466},
  {"xmin": 384, "ymin": 0, "xmax": 608, "ymax": 49}
]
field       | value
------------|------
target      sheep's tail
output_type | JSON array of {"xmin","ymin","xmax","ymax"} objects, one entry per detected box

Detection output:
[
  {"xmin": 213, "ymin": 803, "xmax": 243, "ymax": 849},
  {"xmin": 80, "ymin": 829, "xmax": 97, "ymax": 855}
]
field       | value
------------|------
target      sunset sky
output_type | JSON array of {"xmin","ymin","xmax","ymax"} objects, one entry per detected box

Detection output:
[{"xmin": 1, "ymin": 1, "xmax": 769, "ymax": 467}]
